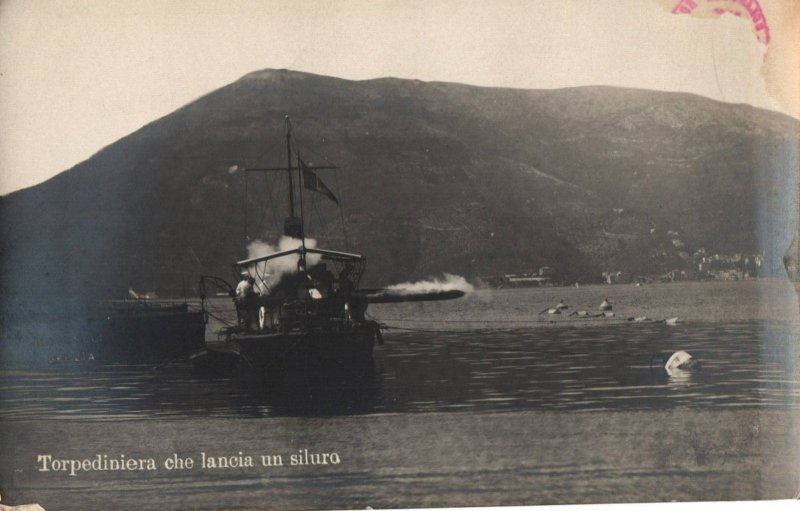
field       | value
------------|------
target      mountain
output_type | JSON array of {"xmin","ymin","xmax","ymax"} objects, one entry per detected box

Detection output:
[{"xmin": 2, "ymin": 69, "xmax": 798, "ymax": 307}]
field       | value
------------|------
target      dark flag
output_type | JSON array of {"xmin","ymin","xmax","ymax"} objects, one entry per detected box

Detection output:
[{"xmin": 299, "ymin": 157, "xmax": 339, "ymax": 204}]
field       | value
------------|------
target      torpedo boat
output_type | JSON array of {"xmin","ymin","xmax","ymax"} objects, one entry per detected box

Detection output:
[{"xmin": 193, "ymin": 117, "xmax": 464, "ymax": 376}]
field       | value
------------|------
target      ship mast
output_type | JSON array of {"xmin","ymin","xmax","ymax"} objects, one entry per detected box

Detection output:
[
  {"xmin": 285, "ymin": 116, "xmax": 295, "ymax": 218},
  {"xmin": 245, "ymin": 116, "xmax": 336, "ymax": 263},
  {"xmin": 245, "ymin": 117, "xmax": 304, "ymax": 243},
  {"xmin": 283, "ymin": 116, "xmax": 307, "ymax": 265}
]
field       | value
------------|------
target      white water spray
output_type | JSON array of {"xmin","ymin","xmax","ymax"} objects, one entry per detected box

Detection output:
[
  {"xmin": 244, "ymin": 236, "xmax": 322, "ymax": 292},
  {"xmin": 386, "ymin": 273, "xmax": 474, "ymax": 295}
]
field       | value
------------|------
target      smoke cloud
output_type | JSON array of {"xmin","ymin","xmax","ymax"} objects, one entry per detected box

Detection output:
[
  {"xmin": 244, "ymin": 236, "xmax": 321, "ymax": 293},
  {"xmin": 386, "ymin": 273, "xmax": 474, "ymax": 295}
]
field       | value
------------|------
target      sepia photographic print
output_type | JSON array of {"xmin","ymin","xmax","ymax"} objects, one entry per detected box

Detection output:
[{"xmin": 0, "ymin": 1, "xmax": 798, "ymax": 510}]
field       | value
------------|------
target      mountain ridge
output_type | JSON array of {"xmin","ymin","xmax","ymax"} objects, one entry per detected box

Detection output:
[{"xmin": 1, "ymin": 69, "xmax": 798, "ymax": 307}]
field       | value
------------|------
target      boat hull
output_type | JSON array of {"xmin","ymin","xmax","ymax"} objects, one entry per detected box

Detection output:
[
  {"xmin": 193, "ymin": 326, "xmax": 376, "ymax": 378},
  {"xmin": 95, "ymin": 305, "xmax": 206, "ymax": 362}
]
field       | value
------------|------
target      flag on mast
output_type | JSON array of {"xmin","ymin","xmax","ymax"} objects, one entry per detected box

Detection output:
[{"xmin": 299, "ymin": 157, "xmax": 339, "ymax": 204}]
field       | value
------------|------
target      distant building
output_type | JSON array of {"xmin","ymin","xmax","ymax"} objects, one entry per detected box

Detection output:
[
  {"xmin": 663, "ymin": 269, "xmax": 688, "ymax": 282},
  {"xmin": 709, "ymin": 269, "xmax": 744, "ymax": 280},
  {"xmin": 503, "ymin": 274, "xmax": 552, "ymax": 286},
  {"xmin": 602, "ymin": 271, "xmax": 631, "ymax": 284}
]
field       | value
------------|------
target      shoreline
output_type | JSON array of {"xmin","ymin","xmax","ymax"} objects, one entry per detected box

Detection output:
[{"xmin": 372, "ymin": 279, "xmax": 800, "ymax": 330}]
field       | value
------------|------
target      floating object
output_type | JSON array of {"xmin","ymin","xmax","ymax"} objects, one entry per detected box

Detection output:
[
  {"xmin": 635, "ymin": 282, "xmax": 642, "ymax": 287},
  {"xmin": 541, "ymin": 301, "xmax": 567, "ymax": 314},
  {"xmin": 664, "ymin": 350, "xmax": 698, "ymax": 376},
  {"xmin": 598, "ymin": 298, "xmax": 612, "ymax": 311}
]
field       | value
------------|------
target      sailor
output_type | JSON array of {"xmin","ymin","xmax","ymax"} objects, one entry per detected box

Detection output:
[
  {"xmin": 291, "ymin": 258, "xmax": 311, "ymax": 300},
  {"xmin": 235, "ymin": 274, "xmax": 256, "ymax": 329},
  {"xmin": 337, "ymin": 263, "xmax": 355, "ymax": 295},
  {"xmin": 235, "ymin": 274, "xmax": 253, "ymax": 300},
  {"xmin": 309, "ymin": 264, "xmax": 335, "ymax": 298},
  {"xmin": 296, "ymin": 273, "xmax": 315, "ymax": 300}
]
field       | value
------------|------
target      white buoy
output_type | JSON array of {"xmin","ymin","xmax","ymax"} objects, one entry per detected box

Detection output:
[
  {"xmin": 665, "ymin": 350, "xmax": 696, "ymax": 376},
  {"xmin": 598, "ymin": 298, "xmax": 612, "ymax": 311}
]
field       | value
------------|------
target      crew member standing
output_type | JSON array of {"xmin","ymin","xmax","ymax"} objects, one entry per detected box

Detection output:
[{"xmin": 235, "ymin": 274, "xmax": 256, "ymax": 329}]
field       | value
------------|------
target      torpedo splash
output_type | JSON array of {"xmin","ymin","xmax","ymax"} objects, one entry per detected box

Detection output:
[
  {"xmin": 358, "ymin": 273, "xmax": 473, "ymax": 303},
  {"xmin": 386, "ymin": 273, "xmax": 474, "ymax": 295}
]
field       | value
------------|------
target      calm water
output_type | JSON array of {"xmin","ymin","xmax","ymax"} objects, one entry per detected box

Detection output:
[
  {"xmin": 1, "ymin": 282, "xmax": 799, "ymax": 510},
  {"xmin": 1, "ymin": 282, "xmax": 798, "ymax": 419}
]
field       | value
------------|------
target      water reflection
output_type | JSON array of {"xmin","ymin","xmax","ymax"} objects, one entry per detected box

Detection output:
[
  {"xmin": 233, "ymin": 360, "xmax": 380, "ymax": 417},
  {"xmin": 0, "ymin": 320, "xmax": 797, "ymax": 420}
]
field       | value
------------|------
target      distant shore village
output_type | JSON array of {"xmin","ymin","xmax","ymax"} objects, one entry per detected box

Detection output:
[
  {"xmin": 605, "ymin": 249, "xmax": 764, "ymax": 284},
  {"xmin": 482, "ymin": 249, "xmax": 768, "ymax": 288}
]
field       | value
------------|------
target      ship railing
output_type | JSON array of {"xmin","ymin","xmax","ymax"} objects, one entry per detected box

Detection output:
[{"xmin": 278, "ymin": 297, "xmax": 353, "ymax": 332}]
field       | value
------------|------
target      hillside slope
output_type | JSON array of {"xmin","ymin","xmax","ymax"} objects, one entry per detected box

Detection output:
[{"xmin": 2, "ymin": 69, "xmax": 798, "ymax": 306}]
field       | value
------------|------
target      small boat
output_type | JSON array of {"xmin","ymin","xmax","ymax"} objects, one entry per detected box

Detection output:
[{"xmin": 598, "ymin": 298, "xmax": 612, "ymax": 311}]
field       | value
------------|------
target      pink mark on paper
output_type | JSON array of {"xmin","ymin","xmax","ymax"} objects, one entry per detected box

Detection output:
[{"xmin": 671, "ymin": 0, "xmax": 771, "ymax": 45}]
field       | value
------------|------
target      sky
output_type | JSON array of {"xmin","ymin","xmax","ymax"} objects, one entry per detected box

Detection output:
[{"xmin": 0, "ymin": 0, "xmax": 796, "ymax": 195}]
